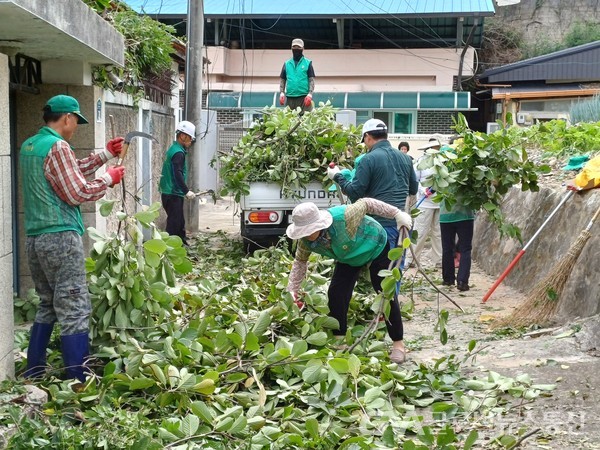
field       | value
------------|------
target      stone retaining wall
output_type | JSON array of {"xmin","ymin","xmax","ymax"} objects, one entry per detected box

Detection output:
[
  {"xmin": 473, "ymin": 186, "xmax": 600, "ymax": 321},
  {"xmin": 495, "ymin": 0, "xmax": 600, "ymax": 45}
]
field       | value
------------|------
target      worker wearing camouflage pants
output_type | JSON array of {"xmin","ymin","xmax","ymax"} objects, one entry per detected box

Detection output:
[
  {"xmin": 26, "ymin": 232, "xmax": 91, "ymax": 376},
  {"xmin": 21, "ymin": 94, "xmax": 125, "ymax": 382}
]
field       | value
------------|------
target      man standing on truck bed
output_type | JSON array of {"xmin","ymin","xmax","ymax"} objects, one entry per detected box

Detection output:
[
  {"xmin": 279, "ymin": 38, "xmax": 315, "ymax": 112},
  {"xmin": 327, "ymin": 118, "xmax": 418, "ymax": 359}
]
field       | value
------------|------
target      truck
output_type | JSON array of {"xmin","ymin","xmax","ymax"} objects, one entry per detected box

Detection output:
[
  {"xmin": 237, "ymin": 130, "xmax": 446, "ymax": 251},
  {"xmin": 218, "ymin": 106, "xmax": 361, "ymax": 251},
  {"xmin": 240, "ymin": 181, "xmax": 345, "ymax": 251}
]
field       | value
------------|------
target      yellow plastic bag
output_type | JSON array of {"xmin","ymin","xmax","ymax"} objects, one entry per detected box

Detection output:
[{"xmin": 574, "ymin": 155, "xmax": 600, "ymax": 189}]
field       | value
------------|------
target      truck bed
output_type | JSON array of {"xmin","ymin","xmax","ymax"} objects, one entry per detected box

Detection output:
[{"xmin": 240, "ymin": 181, "xmax": 343, "ymax": 210}]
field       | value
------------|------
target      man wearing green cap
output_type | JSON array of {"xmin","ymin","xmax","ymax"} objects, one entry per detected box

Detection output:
[{"xmin": 20, "ymin": 94, "xmax": 126, "ymax": 382}]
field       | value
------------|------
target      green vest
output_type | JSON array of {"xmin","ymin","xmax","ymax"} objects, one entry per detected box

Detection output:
[
  {"xmin": 302, "ymin": 206, "xmax": 387, "ymax": 267},
  {"xmin": 284, "ymin": 57, "xmax": 312, "ymax": 97},
  {"xmin": 159, "ymin": 142, "xmax": 187, "ymax": 196},
  {"xmin": 439, "ymin": 204, "xmax": 475, "ymax": 223},
  {"xmin": 20, "ymin": 127, "xmax": 85, "ymax": 236}
]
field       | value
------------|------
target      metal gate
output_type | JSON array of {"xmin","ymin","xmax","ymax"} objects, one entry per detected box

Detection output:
[{"xmin": 217, "ymin": 120, "xmax": 247, "ymax": 188}]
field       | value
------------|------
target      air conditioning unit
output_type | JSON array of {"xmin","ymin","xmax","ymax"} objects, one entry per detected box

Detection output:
[
  {"xmin": 516, "ymin": 112, "xmax": 533, "ymax": 125},
  {"xmin": 486, "ymin": 122, "xmax": 500, "ymax": 134}
]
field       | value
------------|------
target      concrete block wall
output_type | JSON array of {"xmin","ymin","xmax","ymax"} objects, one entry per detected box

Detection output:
[
  {"xmin": 217, "ymin": 109, "xmax": 243, "ymax": 125},
  {"xmin": 215, "ymin": 108, "xmax": 458, "ymax": 133},
  {"xmin": 0, "ymin": 55, "xmax": 14, "ymax": 380},
  {"xmin": 416, "ymin": 111, "xmax": 457, "ymax": 135}
]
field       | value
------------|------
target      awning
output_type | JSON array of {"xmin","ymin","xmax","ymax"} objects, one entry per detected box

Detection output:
[
  {"xmin": 208, "ymin": 91, "xmax": 472, "ymax": 110},
  {"xmin": 492, "ymin": 85, "xmax": 600, "ymax": 100}
]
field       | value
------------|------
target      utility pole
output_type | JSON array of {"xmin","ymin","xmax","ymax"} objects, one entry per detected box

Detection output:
[{"xmin": 184, "ymin": 0, "xmax": 203, "ymax": 232}]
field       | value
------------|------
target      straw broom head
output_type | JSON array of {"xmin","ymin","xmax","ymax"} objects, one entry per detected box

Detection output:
[{"xmin": 493, "ymin": 230, "xmax": 592, "ymax": 329}]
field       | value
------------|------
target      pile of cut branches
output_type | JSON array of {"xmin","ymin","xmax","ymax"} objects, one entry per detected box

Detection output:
[{"xmin": 219, "ymin": 104, "xmax": 362, "ymax": 201}]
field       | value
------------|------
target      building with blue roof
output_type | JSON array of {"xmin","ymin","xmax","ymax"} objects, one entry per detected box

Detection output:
[{"xmin": 122, "ymin": 0, "xmax": 495, "ymax": 134}]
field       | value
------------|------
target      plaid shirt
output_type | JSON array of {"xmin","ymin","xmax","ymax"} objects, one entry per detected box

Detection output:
[
  {"xmin": 288, "ymin": 198, "xmax": 400, "ymax": 293},
  {"xmin": 44, "ymin": 140, "xmax": 110, "ymax": 206}
]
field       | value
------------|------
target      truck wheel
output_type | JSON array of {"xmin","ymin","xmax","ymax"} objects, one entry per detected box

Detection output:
[{"xmin": 241, "ymin": 219, "xmax": 270, "ymax": 254}]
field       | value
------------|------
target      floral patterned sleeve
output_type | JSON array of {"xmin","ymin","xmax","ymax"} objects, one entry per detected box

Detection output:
[
  {"xmin": 287, "ymin": 240, "xmax": 312, "ymax": 293},
  {"xmin": 344, "ymin": 198, "xmax": 400, "ymax": 237},
  {"xmin": 363, "ymin": 197, "xmax": 401, "ymax": 219}
]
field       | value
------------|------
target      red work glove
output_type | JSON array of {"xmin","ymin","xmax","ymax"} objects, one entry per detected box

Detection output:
[
  {"xmin": 292, "ymin": 292, "xmax": 305, "ymax": 311},
  {"xmin": 279, "ymin": 92, "xmax": 285, "ymax": 106},
  {"xmin": 102, "ymin": 166, "xmax": 125, "ymax": 187},
  {"xmin": 106, "ymin": 137, "xmax": 124, "ymax": 157},
  {"xmin": 303, "ymin": 94, "xmax": 313, "ymax": 107}
]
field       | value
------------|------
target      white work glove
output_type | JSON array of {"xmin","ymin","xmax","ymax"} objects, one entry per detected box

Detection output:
[
  {"xmin": 185, "ymin": 190, "xmax": 196, "ymax": 200},
  {"xmin": 327, "ymin": 165, "xmax": 341, "ymax": 180},
  {"xmin": 395, "ymin": 211, "xmax": 412, "ymax": 229}
]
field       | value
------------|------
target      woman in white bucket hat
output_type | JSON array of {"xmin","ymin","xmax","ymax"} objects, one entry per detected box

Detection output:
[{"xmin": 286, "ymin": 197, "xmax": 412, "ymax": 364}]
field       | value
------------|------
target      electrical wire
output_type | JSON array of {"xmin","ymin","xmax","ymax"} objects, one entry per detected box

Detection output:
[
  {"xmin": 250, "ymin": 17, "xmax": 283, "ymax": 31},
  {"xmin": 460, "ymin": 45, "xmax": 480, "ymax": 83},
  {"xmin": 217, "ymin": 20, "xmax": 465, "ymax": 67},
  {"xmin": 353, "ymin": 0, "xmax": 449, "ymax": 47},
  {"xmin": 335, "ymin": 0, "xmax": 465, "ymax": 72}
]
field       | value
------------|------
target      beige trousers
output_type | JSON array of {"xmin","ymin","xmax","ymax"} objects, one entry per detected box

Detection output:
[{"xmin": 405, "ymin": 207, "xmax": 442, "ymax": 266}]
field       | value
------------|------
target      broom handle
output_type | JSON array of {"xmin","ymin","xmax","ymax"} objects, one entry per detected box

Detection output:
[
  {"xmin": 482, "ymin": 190, "xmax": 574, "ymax": 303},
  {"xmin": 585, "ymin": 204, "xmax": 600, "ymax": 231}
]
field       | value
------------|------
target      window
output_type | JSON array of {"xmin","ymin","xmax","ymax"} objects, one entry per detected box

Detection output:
[
  {"xmin": 357, "ymin": 111, "xmax": 415, "ymax": 133},
  {"xmin": 520, "ymin": 99, "xmax": 574, "ymax": 112},
  {"xmin": 242, "ymin": 110, "xmax": 264, "ymax": 128},
  {"xmin": 393, "ymin": 113, "xmax": 413, "ymax": 134}
]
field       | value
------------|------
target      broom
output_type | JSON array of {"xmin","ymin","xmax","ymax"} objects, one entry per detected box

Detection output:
[{"xmin": 495, "ymin": 202, "xmax": 600, "ymax": 328}]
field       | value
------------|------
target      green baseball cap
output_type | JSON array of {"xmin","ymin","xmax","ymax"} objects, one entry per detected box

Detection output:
[{"xmin": 45, "ymin": 95, "xmax": 89, "ymax": 124}]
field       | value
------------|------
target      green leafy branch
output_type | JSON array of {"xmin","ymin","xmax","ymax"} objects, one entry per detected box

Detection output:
[
  {"xmin": 87, "ymin": 200, "xmax": 192, "ymax": 346},
  {"xmin": 6, "ymin": 235, "xmax": 555, "ymax": 449},
  {"xmin": 84, "ymin": 1, "xmax": 177, "ymax": 100},
  {"xmin": 418, "ymin": 114, "xmax": 550, "ymax": 241}
]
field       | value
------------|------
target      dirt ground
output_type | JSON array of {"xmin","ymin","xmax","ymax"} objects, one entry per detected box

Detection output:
[{"xmin": 195, "ymin": 197, "xmax": 600, "ymax": 449}]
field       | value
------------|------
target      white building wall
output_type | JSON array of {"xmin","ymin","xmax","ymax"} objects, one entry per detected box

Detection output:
[
  {"xmin": 0, "ymin": 53, "xmax": 15, "ymax": 380},
  {"xmin": 204, "ymin": 47, "xmax": 472, "ymax": 93}
]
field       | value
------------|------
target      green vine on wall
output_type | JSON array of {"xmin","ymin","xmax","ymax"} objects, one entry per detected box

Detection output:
[{"xmin": 83, "ymin": 0, "xmax": 178, "ymax": 101}]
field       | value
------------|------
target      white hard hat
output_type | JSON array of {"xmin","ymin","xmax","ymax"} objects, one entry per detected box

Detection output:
[
  {"xmin": 361, "ymin": 118, "xmax": 387, "ymax": 142},
  {"xmin": 176, "ymin": 121, "xmax": 196, "ymax": 139}
]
